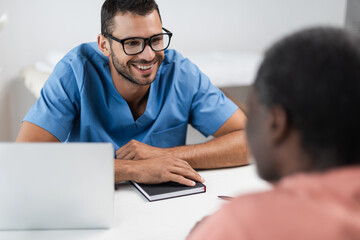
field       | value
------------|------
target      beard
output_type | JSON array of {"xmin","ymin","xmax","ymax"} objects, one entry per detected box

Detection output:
[{"xmin": 110, "ymin": 45, "xmax": 164, "ymax": 86}]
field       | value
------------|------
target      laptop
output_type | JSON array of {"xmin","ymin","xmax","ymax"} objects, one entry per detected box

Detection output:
[{"xmin": 0, "ymin": 143, "xmax": 114, "ymax": 230}]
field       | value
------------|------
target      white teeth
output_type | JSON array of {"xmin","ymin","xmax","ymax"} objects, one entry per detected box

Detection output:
[{"xmin": 137, "ymin": 64, "xmax": 153, "ymax": 70}]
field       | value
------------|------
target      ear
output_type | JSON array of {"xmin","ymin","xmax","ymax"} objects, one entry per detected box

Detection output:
[
  {"xmin": 97, "ymin": 34, "xmax": 111, "ymax": 57},
  {"xmin": 268, "ymin": 105, "xmax": 291, "ymax": 146}
]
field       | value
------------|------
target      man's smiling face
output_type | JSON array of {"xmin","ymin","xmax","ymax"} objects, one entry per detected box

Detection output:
[{"xmin": 108, "ymin": 10, "xmax": 164, "ymax": 86}]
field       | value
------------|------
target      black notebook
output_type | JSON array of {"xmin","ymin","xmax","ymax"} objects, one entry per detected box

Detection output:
[{"xmin": 130, "ymin": 181, "xmax": 206, "ymax": 201}]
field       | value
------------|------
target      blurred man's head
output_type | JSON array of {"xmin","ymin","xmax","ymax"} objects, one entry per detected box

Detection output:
[{"xmin": 246, "ymin": 27, "xmax": 360, "ymax": 182}]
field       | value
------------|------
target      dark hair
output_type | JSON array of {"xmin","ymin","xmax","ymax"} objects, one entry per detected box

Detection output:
[
  {"xmin": 101, "ymin": 0, "xmax": 161, "ymax": 34},
  {"xmin": 254, "ymin": 27, "xmax": 360, "ymax": 168}
]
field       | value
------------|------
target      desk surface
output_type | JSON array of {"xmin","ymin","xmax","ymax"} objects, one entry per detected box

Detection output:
[{"xmin": 0, "ymin": 164, "xmax": 270, "ymax": 240}]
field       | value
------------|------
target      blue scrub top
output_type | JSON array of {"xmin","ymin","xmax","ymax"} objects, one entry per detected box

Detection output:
[{"xmin": 24, "ymin": 42, "xmax": 238, "ymax": 151}]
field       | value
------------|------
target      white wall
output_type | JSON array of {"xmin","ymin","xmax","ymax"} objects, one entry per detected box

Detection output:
[
  {"xmin": 158, "ymin": 0, "xmax": 346, "ymax": 53},
  {"xmin": 0, "ymin": 0, "xmax": 347, "ymax": 141}
]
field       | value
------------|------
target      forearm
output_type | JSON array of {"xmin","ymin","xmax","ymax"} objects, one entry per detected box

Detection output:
[
  {"xmin": 166, "ymin": 130, "xmax": 249, "ymax": 169},
  {"xmin": 114, "ymin": 160, "xmax": 135, "ymax": 182}
]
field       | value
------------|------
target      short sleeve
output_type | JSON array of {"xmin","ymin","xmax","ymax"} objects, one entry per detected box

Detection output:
[
  {"xmin": 24, "ymin": 59, "xmax": 81, "ymax": 141},
  {"xmin": 189, "ymin": 70, "xmax": 238, "ymax": 137}
]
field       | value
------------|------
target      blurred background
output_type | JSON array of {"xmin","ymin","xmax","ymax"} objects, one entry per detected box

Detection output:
[{"xmin": 0, "ymin": 0, "xmax": 351, "ymax": 141}]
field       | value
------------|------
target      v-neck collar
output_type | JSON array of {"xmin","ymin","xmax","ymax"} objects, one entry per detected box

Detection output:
[{"xmin": 107, "ymin": 64, "xmax": 162, "ymax": 127}]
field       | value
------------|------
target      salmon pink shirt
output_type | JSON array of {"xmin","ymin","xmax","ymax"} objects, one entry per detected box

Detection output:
[{"xmin": 188, "ymin": 166, "xmax": 360, "ymax": 240}]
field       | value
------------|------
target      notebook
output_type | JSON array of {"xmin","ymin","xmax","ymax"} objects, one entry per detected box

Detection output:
[
  {"xmin": 131, "ymin": 181, "xmax": 206, "ymax": 201},
  {"xmin": 0, "ymin": 143, "xmax": 114, "ymax": 230}
]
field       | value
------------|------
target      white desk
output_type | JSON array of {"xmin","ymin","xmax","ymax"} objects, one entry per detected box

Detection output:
[{"xmin": 0, "ymin": 165, "xmax": 270, "ymax": 240}]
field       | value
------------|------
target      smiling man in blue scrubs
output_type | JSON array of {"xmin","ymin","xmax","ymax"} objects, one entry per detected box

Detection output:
[{"xmin": 16, "ymin": 0, "xmax": 248, "ymax": 186}]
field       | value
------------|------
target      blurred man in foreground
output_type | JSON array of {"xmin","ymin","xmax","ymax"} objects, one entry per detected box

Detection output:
[{"xmin": 188, "ymin": 27, "xmax": 360, "ymax": 239}]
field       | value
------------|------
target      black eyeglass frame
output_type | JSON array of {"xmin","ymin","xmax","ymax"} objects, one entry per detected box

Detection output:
[{"xmin": 103, "ymin": 27, "xmax": 173, "ymax": 55}]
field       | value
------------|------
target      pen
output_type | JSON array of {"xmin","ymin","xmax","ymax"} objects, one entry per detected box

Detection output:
[{"xmin": 218, "ymin": 195, "xmax": 234, "ymax": 200}]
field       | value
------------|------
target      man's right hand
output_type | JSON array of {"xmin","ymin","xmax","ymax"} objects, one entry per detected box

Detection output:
[{"xmin": 115, "ymin": 156, "xmax": 204, "ymax": 187}]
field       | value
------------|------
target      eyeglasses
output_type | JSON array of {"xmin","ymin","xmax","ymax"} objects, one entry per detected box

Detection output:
[{"xmin": 103, "ymin": 27, "xmax": 173, "ymax": 55}]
